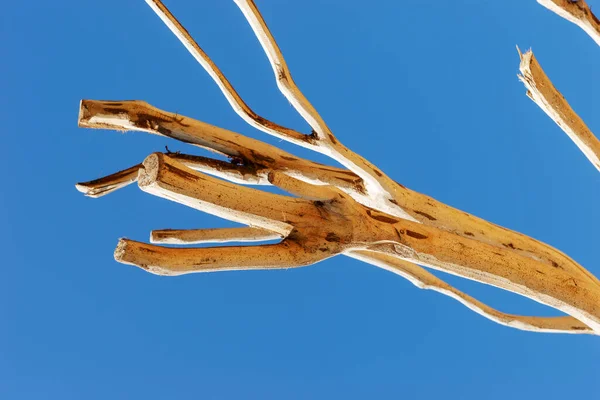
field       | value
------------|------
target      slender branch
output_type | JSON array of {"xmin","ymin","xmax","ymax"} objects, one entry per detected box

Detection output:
[
  {"xmin": 76, "ymin": 0, "xmax": 600, "ymax": 336},
  {"xmin": 142, "ymin": 0, "xmax": 416, "ymax": 220},
  {"xmin": 169, "ymin": 153, "xmax": 268, "ymax": 185},
  {"xmin": 150, "ymin": 226, "xmax": 281, "ymax": 244},
  {"xmin": 538, "ymin": 0, "xmax": 600, "ymax": 46},
  {"xmin": 79, "ymin": 100, "xmax": 364, "ymax": 192},
  {"xmin": 143, "ymin": 0, "xmax": 311, "ymax": 147},
  {"xmin": 76, "ymin": 164, "xmax": 141, "ymax": 198},
  {"xmin": 518, "ymin": 49, "xmax": 600, "ymax": 171},
  {"xmin": 116, "ymin": 238, "xmax": 327, "ymax": 276},
  {"xmin": 368, "ymin": 218, "xmax": 600, "ymax": 333},
  {"xmin": 233, "ymin": 0, "xmax": 333, "ymax": 142},
  {"xmin": 78, "ymin": 99, "xmax": 600, "ymax": 287},
  {"xmin": 350, "ymin": 250, "xmax": 593, "ymax": 334}
]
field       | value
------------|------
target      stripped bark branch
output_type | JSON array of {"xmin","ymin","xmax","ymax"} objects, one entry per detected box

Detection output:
[
  {"xmin": 518, "ymin": 49, "xmax": 600, "ymax": 171},
  {"xmin": 538, "ymin": 0, "xmax": 600, "ymax": 46},
  {"xmin": 116, "ymin": 238, "xmax": 323, "ymax": 276},
  {"xmin": 151, "ymin": 227, "xmax": 281, "ymax": 244},
  {"xmin": 76, "ymin": 0, "xmax": 600, "ymax": 335},
  {"xmin": 144, "ymin": 0, "xmax": 310, "ymax": 147}
]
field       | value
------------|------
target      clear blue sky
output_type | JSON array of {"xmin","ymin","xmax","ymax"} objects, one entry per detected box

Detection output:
[{"xmin": 2, "ymin": 0, "xmax": 599, "ymax": 398}]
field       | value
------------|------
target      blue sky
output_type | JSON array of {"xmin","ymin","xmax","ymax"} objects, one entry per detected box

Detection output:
[{"xmin": 2, "ymin": 0, "xmax": 599, "ymax": 398}]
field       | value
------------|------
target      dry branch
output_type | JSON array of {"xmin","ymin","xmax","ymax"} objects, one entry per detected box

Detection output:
[
  {"xmin": 78, "ymin": 99, "xmax": 600, "ymax": 290},
  {"xmin": 538, "ymin": 0, "xmax": 600, "ymax": 45},
  {"xmin": 78, "ymin": 100, "xmax": 362, "ymax": 192},
  {"xmin": 351, "ymin": 251, "xmax": 593, "ymax": 334},
  {"xmin": 76, "ymin": 0, "xmax": 600, "ymax": 335},
  {"xmin": 518, "ymin": 49, "xmax": 600, "ymax": 171},
  {"xmin": 116, "ymin": 238, "xmax": 323, "ymax": 275}
]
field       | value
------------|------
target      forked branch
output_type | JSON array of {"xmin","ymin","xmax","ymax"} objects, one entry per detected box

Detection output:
[{"xmin": 77, "ymin": 0, "xmax": 600, "ymax": 336}]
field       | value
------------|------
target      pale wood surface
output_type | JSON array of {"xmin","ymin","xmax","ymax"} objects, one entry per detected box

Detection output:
[{"xmin": 77, "ymin": 0, "xmax": 600, "ymax": 335}]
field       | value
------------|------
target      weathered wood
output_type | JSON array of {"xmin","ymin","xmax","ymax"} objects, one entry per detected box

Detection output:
[
  {"xmin": 538, "ymin": 0, "xmax": 600, "ymax": 46},
  {"xmin": 518, "ymin": 49, "xmax": 600, "ymax": 171},
  {"xmin": 77, "ymin": 0, "xmax": 600, "ymax": 335},
  {"xmin": 151, "ymin": 227, "xmax": 281, "ymax": 245},
  {"xmin": 350, "ymin": 251, "xmax": 593, "ymax": 334}
]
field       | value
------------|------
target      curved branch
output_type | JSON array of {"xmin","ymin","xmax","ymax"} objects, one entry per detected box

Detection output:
[
  {"xmin": 76, "ymin": 153, "xmax": 266, "ymax": 198},
  {"xmin": 233, "ymin": 0, "xmax": 419, "ymax": 220},
  {"xmin": 150, "ymin": 226, "xmax": 281, "ymax": 244},
  {"xmin": 76, "ymin": 164, "xmax": 141, "ymax": 198},
  {"xmin": 144, "ymin": 0, "xmax": 311, "ymax": 147},
  {"xmin": 78, "ymin": 99, "xmax": 600, "ymax": 288},
  {"xmin": 350, "ymin": 250, "xmax": 593, "ymax": 334},
  {"xmin": 368, "ymin": 218, "xmax": 600, "ymax": 333},
  {"xmin": 538, "ymin": 0, "xmax": 600, "ymax": 46},
  {"xmin": 142, "ymin": 0, "xmax": 415, "ymax": 220}
]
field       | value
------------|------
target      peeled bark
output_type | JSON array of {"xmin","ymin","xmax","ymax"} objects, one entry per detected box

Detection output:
[{"xmin": 77, "ymin": 0, "xmax": 600, "ymax": 335}]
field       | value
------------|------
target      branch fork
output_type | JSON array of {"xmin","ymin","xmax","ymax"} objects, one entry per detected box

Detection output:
[{"xmin": 77, "ymin": 0, "xmax": 600, "ymax": 335}]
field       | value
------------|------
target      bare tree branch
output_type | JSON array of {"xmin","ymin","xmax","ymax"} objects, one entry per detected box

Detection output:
[
  {"xmin": 142, "ymin": 0, "xmax": 418, "ymax": 220},
  {"xmin": 350, "ymin": 250, "xmax": 593, "ymax": 334},
  {"xmin": 144, "ymin": 0, "xmax": 311, "ymax": 147},
  {"xmin": 365, "ymin": 217, "xmax": 600, "ymax": 333},
  {"xmin": 137, "ymin": 153, "xmax": 313, "ymax": 236},
  {"xmin": 78, "ymin": 100, "xmax": 364, "ymax": 192},
  {"xmin": 518, "ymin": 49, "xmax": 600, "ymax": 171},
  {"xmin": 116, "ymin": 238, "xmax": 327, "ymax": 276},
  {"xmin": 538, "ymin": 0, "xmax": 600, "ymax": 46},
  {"xmin": 78, "ymin": 99, "xmax": 600, "ymax": 310},
  {"xmin": 76, "ymin": 0, "xmax": 600, "ymax": 336}
]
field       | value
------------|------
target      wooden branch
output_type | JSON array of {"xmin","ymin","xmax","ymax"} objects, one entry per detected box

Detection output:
[
  {"xmin": 79, "ymin": 100, "xmax": 363, "ymax": 192},
  {"xmin": 143, "ymin": 0, "xmax": 311, "ymax": 147},
  {"xmin": 116, "ymin": 238, "xmax": 327, "ymax": 276},
  {"xmin": 518, "ymin": 49, "xmax": 600, "ymax": 171},
  {"xmin": 366, "ymin": 217, "xmax": 600, "ymax": 333},
  {"xmin": 350, "ymin": 251, "xmax": 593, "ymax": 334},
  {"xmin": 150, "ymin": 226, "xmax": 281, "ymax": 244},
  {"xmin": 268, "ymin": 171, "xmax": 339, "ymax": 201},
  {"xmin": 76, "ymin": 164, "xmax": 141, "ymax": 198},
  {"xmin": 538, "ymin": 0, "xmax": 600, "ymax": 46},
  {"xmin": 233, "ymin": 0, "xmax": 426, "ymax": 220},
  {"xmin": 168, "ymin": 153, "xmax": 268, "ymax": 185},
  {"xmin": 137, "ymin": 153, "xmax": 316, "ymax": 236},
  {"xmin": 78, "ymin": 100, "xmax": 600, "ymax": 300},
  {"xmin": 142, "ymin": 1, "xmax": 417, "ymax": 221},
  {"xmin": 76, "ymin": 0, "xmax": 600, "ymax": 336},
  {"xmin": 233, "ymin": 0, "xmax": 333, "ymax": 143},
  {"xmin": 76, "ymin": 153, "xmax": 265, "ymax": 198}
]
